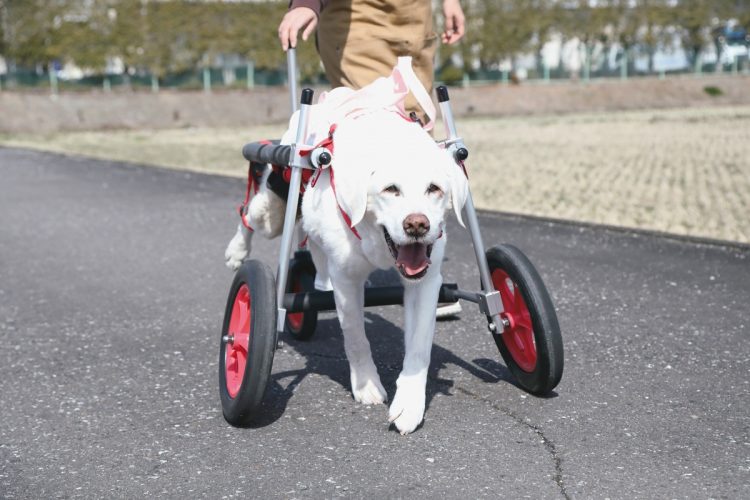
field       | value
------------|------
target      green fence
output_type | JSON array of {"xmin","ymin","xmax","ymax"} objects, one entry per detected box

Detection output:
[
  {"xmin": 436, "ymin": 52, "xmax": 750, "ymax": 86},
  {"xmin": 1, "ymin": 54, "xmax": 748, "ymax": 94},
  {"xmin": 0, "ymin": 65, "xmax": 311, "ymax": 93}
]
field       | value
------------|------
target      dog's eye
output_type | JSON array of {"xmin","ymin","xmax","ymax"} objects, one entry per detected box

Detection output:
[
  {"xmin": 383, "ymin": 184, "xmax": 401, "ymax": 196},
  {"xmin": 427, "ymin": 183, "xmax": 443, "ymax": 196}
]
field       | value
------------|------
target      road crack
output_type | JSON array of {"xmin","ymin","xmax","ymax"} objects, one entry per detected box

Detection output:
[{"xmin": 454, "ymin": 385, "xmax": 570, "ymax": 500}]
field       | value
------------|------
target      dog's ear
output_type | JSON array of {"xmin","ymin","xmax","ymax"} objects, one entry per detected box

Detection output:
[
  {"xmin": 447, "ymin": 157, "xmax": 469, "ymax": 227},
  {"xmin": 333, "ymin": 167, "xmax": 370, "ymax": 229},
  {"xmin": 328, "ymin": 120, "xmax": 376, "ymax": 229}
]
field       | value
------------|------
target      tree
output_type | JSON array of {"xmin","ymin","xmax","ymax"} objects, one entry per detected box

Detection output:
[
  {"xmin": 104, "ymin": 0, "xmax": 145, "ymax": 78},
  {"xmin": 4, "ymin": 1, "xmax": 66, "ymax": 69},
  {"xmin": 230, "ymin": 1, "xmax": 319, "ymax": 79},
  {"xmin": 3, "ymin": 0, "xmax": 116, "ymax": 73},
  {"xmin": 633, "ymin": 1, "xmax": 673, "ymax": 73},
  {"xmin": 465, "ymin": 0, "xmax": 538, "ymax": 70},
  {"xmin": 666, "ymin": 0, "xmax": 727, "ymax": 66},
  {"xmin": 0, "ymin": 1, "xmax": 8, "ymax": 59}
]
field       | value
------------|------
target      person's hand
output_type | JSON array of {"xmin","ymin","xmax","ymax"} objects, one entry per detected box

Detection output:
[
  {"xmin": 441, "ymin": 0, "xmax": 465, "ymax": 44},
  {"xmin": 278, "ymin": 7, "xmax": 318, "ymax": 51}
]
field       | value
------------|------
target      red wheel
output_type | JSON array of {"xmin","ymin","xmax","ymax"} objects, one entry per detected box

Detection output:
[
  {"xmin": 219, "ymin": 260, "xmax": 277, "ymax": 426},
  {"xmin": 284, "ymin": 251, "xmax": 318, "ymax": 341},
  {"xmin": 225, "ymin": 284, "xmax": 251, "ymax": 398},
  {"xmin": 492, "ymin": 268, "xmax": 537, "ymax": 373},
  {"xmin": 486, "ymin": 245, "xmax": 563, "ymax": 395},
  {"xmin": 286, "ymin": 279, "xmax": 304, "ymax": 332}
]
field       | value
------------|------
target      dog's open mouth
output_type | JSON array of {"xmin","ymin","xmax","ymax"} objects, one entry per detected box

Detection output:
[{"xmin": 383, "ymin": 227, "xmax": 433, "ymax": 280}]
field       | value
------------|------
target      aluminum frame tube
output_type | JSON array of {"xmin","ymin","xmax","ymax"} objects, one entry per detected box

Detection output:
[
  {"xmin": 275, "ymin": 110, "xmax": 309, "ymax": 330},
  {"xmin": 286, "ymin": 48, "xmax": 299, "ymax": 113},
  {"xmin": 283, "ymin": 284, "xmax": 460, "ymax": 313},
  {"xmin": 276, "ymin": 54, "xmax": 312, "ymax": 331},
  {"xmin": 438, "ymin": 91, "xmax": 505, "ymax": 331}
]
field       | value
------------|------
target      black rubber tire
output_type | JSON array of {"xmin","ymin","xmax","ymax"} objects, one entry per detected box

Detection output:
[
  {"xmin": 284, "ymin": 250, "xmax": 318, "ymax": 341},
  {"xmin": 219, "ymin": 260, "xmax": 277, "ymax": 426},
  {"xmin": 486, "ymin": 244, "xmax": 564, "ymax": 395}
]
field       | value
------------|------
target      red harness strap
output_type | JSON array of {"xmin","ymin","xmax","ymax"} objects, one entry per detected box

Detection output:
[
  {"xmin": 236, "ymin": 126, "xmax": 363, "ymax": 241},
  {"xmin": 275, "ymin": 164, "xmax": 315, "ymax": 191},
  {"xmin": 301, "ymin": 125, "xmax": 362, "ymax": 240},
  {"xmin": 237, "ymin": 140, "xmax": 274, "ymax": 231},
  {"xmin": 458, "ymin": 159, "xmax": 468, "ymax": 179},
  {"xmin": 328, "ymin": 167, "xmax": 361, "ymax": 240},
  {"xmin": 237, "ymin": 171, "xmax": 255, "ymax": 231},
  {"xmin": 299, "ymin": 124, "xmax": 336, "ymax": 189}
]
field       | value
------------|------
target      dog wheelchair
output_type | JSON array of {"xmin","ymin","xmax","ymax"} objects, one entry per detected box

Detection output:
[{"xmin": 219, "ymin": 49, "xmax": 564, "ymax": 425}]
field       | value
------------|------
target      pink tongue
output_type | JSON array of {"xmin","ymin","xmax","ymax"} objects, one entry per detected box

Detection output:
[{"xmin": 396, "ymin": 243, "xmax": 431, "ymax": 276}]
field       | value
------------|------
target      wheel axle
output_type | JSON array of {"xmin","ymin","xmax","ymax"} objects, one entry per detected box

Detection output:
[{"xmin": 489, "ymin": 316, "xmax": 511, "ymax": 333}]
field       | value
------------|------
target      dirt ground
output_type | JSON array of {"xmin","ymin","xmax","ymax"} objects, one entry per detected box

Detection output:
[
  {"xmin": 464, "ymin": 106, "xmax": 750, "ymax": 244},
  {"xmin": 1, "ymin": 105, "xmax": 748, "ymax": 244},
  {"xmin": 1, "ymin": 74, "xmax": 749, "ymax": 133}
]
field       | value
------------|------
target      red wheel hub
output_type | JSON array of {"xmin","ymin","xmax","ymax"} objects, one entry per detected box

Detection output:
[
  {"xmin": 287, "ymin": 278, "xmax": 304, "ymax": 331},
  {"xmin": 225, "ymin": 284, "xmax": 251, "ymax": 398},
  {"xmin": 492, "ymin": 269, "xmax": 537, "ymax": 372}
]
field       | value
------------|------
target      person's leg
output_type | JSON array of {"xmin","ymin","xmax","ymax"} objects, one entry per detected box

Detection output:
[{"xmin": 318, "ymin": 0, "xmax": 437, "ymax": 122}]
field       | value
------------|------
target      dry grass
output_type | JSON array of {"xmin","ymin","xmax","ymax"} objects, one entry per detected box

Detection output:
[
  {"xmin": 463, "ymin": 106, "xmax": 750, "ymax": 243},
  {"xmin": 2, "ymin": 105, "xmax": 749, "ymax": 243},
  {"xmin": 0, "ymin": 125, "xmax": 285, "ymax": 178}
]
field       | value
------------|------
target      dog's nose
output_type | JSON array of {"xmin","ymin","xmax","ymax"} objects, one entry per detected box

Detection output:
[{"xmin": 403, "ymin": 213, "xmax": 430, "ymax": 238}]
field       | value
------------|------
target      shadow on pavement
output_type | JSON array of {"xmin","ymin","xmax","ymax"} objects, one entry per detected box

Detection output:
[{"xmin": 245, "ymin": 309, "xmax": 522, "ymax": 429}]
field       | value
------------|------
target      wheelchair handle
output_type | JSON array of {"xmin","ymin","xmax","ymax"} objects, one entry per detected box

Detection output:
[
  {"xmin": 242, "ymin": 141, "xmax": 290, "ymax": 166},
  {"xmin": 243, "ymin": 141, "xmax": 331, "ymax": 169}
]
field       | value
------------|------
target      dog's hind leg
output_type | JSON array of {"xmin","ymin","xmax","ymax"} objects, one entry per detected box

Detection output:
[
  {"xmin": 330, "ymin": 270, "xmax": 387, "ymax": 405},
  {"xmin": 224, "ymin": 166, "xmax": 287, "ymax": 270},
  {"xmin": 388, "ymin": 263, "xmax": 443, "ymax": 435},
  {"xmin": 224, "ymin": 223, "xmax": 253, "ymax": 271}
]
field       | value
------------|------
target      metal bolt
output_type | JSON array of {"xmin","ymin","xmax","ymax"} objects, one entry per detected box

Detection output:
[
  {"xmin": 222, "ymin": 335, "xmax": 234, "ymax": 344},
  {"xmin": 489, "ymin": 317, "xmax": 511, "ymax": 334}
]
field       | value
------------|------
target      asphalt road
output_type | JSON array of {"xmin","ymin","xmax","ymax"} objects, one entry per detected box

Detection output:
[{"xmin": 1, "ymin": 148, "xmax": 748, "ymax": 499}]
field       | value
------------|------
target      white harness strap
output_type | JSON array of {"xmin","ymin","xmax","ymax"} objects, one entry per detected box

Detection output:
[
  {"xmin": 395, "ymin": 56, "xmax": 436, "ymax": 130},
  {"xmin": 282, "ymin": 56, "xmax": 436, "ymax": 149},
  {"xmin": 328, "ymin": 56, "xmax": 436, "ymax": 131}
]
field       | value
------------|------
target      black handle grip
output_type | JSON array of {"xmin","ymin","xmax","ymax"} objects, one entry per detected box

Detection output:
[
  {"xmin": 242, "ymin": 141, "xmax": 291, "ymax": 165},
  {"xmin": 436, "ymin": 85, "xmax": 450, "ymax": 103},
  {"xmin": 301, "ymin": 88, "xmax": 314, "ymax": 105}
]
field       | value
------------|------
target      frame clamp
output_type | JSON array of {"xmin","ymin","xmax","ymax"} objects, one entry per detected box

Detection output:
[
  {"xmin": 440, "ymin": 137, "xmax": 469, "ymax": 162},
  {"xmin": 478, "ymin": 290, "xmax": 503, "ymax": 317}
]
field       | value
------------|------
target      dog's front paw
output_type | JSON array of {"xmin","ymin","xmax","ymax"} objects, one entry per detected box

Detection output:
[
  {"xmin": 388, "ymin": 380, "xmax": 426, "ymax": 435},
  {"xmin": 351, "ymin": 368, "xmax": 387, "ymax": 405},
  {"xmin": 224, "ymin": 230, "xmax": 249, "ymax": 271}
]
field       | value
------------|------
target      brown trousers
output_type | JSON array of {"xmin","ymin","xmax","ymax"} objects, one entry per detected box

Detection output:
[{"xmin": 317, "ymin": 0, "xmax": 437, "ymax": 120}]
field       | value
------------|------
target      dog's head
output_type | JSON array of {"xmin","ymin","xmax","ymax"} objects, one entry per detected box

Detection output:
[{"xmin": 331, "ymin": 111, "xmax": 468, "ymax": 280}]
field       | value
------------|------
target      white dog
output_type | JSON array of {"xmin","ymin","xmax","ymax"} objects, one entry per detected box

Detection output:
[{"xmin": 225, "ymin": 65, "xmax": 468, "ymax": 434}]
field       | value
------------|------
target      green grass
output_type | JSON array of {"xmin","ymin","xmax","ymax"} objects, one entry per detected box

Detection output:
[{"xmin": 703, "ymin": 86, "xmax": 723, "ymax": 97}]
